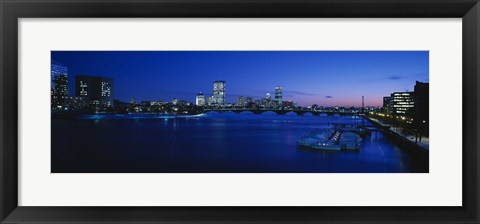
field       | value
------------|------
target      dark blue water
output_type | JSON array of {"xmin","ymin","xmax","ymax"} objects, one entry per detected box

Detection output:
[{"xmin": 51, "ymin": 112, "xmax": 428, "ymax": 173}]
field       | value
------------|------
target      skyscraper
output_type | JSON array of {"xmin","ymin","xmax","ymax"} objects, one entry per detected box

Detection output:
[
  {"xmin": 237, "ymin": 96, "xmax": 245, "ymax": 108},
  {"xmin": 75, "ymin": 75, "xmax": 114, "ymax": 111},
  {"xmin": 275, "ymin": 85, "xmax": 282, "ymax": 107},
  {"xmin": 196, "ymin": 92, "xmax": 205, "ymax": 106},
  {"xmin": 52, "ymin": 74, "xmax": 69, "ymax": 111},
  {"xmin": 213, "ymin": 80, "xmax": 226, "ymax": 106},
  {"xmin": 208, "ymin": 96, "xmax": 216, "ymax": 106},
  {"xmin": 414, "ymin": 81, "xmax": 429, "ymax": 135},
  {"xmin": 51, "ymin": 61, "xmax": 68, "ymax": 89}
]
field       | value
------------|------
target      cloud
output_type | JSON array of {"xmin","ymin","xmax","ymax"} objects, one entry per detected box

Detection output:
[
  {"xmin": 388, "ymin": 72, "xmax": 428, "ymax": 81},
  {"xmin": 283, "ymin": 90, "xmax": 317, "ymax": 96},
  {"xmin": 388, "ymin": 75, "xmax": 407, "ymax": 80},
  {"xmin": 325, "ymin": 96, "xmax": 333, "ymax": 98}
]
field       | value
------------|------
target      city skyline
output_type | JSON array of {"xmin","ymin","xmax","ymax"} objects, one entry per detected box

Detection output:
[{"xmin": 51, "ymin": 51, "xmax": 429, "ymax": 107}]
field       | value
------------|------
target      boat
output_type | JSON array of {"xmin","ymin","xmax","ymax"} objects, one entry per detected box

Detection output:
[
  {"xmin": 297, "ymin": 127, "xmax": 362, "ymax": 151},
  {"xmin": 311, "ymin": 142, "xmax": 342, "ymax": 151}
]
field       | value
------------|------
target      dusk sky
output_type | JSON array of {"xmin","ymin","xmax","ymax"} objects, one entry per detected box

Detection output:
[{"xmin": 51, "ymin": 51, "xmax": 429, "ymax": 107}]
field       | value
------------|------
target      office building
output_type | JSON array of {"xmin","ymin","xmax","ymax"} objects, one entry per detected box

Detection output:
[
  {"xmin": 51, "ymin": 61, "xmax": 68, "ymax": 89},
  {"xmin": 208, "ymin": 96, "xmax": 216, "ymax": 106},
  {"xmin": 213, "ymin": 80, "xmax": 226, "ymax": 106},
  {"xmin": 414, "ymin": 81, "xmax": 429, "ymax": 128},
  {"xmin": 275, "ymin": 85, "xmax": 282, "ymax": 107},
  {"xmin": 383, "ymin": 96, "xmax": 392, "ymax": 114},
  {"xmin": 391, "ymin": 92, "xmax": 414, "ymax": 116},
  {"xmin": 64, "ymin": 96, "xmax": 88, "ymax": 111},
  {"xmin": 237, "ymin": 96, "xmax": 245, "ymax": 108},
  {"xmin": 75, "ymin": 75, "xmax": 114, "ymax": 110},
  {"xmin": 196, "ymin": 93, "xmax": 205, "ymax": 106},
  {"xmin": 52, "ymin": 74, "xmax": 69, "ymax": 111}
]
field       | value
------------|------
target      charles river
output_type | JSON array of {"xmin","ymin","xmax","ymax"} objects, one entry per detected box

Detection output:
[{"xmin": 52, "ymin": 112, "xmax": 428, "ymax": 173}]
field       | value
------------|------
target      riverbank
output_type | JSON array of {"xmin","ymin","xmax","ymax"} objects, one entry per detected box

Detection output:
[{"xmin": 364, "ymin": 116, "xmax": 429, "ymax": 163}]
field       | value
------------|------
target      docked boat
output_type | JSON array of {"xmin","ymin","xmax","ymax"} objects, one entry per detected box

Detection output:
[{"xmin": 297, "ymin": 127, "xmax": 362, "ymax": 151}]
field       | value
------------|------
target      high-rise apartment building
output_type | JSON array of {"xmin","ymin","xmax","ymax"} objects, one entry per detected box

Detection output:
[
  {"xmin": 196, "ymin": 93, "xmax": 205, "ymax": 106},
  {"xmin": 51, "ymin": 61, "xmax": 68, "ymax": 89},
  {"xmin": 75, "ymin": 75, "xmax": 114, "ymax": 110},
  {"xmin": 208, "ymin": 96, "xmax": 216, "ymax": 106},
  {"xmin": 52, "ymin": 74, "xmax": 69, "ymax": 111},
  {"xmin": 275, "ymin": 85, "xmax": 282, "ymax": 107},
  {"xmin": 213, "ymin": 80, "xmax": 226, "ymax": 106},
  {"xmin": 237, "ymin": 96, "xmax": 245, "ymax": 108}
]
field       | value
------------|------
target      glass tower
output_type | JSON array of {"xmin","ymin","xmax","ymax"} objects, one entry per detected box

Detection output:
[
  {"xmin": 196, "ymin": 93, "xmax": 205, "ymax": 106},
  {"xmin": 75, "ymin": 75, "xmax": 114, "ymax": 111},
  {"xmin": 51, "ymin": 62, "xmax": 68, "ymax": 89},
  {"xmin": 213, "ymin": 80, "xmax": 226, "ymax": 106},
  {"xmin": 275, "ymin": 85, "xmax": 282, "ymax": 108}
]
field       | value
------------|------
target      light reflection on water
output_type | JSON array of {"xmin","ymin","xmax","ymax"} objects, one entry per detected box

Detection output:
[{"xmin": 52, "ymin": 113, "xmax": 428, "ymax": 173}]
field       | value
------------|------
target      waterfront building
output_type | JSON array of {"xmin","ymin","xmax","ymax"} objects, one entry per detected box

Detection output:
[
  {"xmin": 237, "ymin": 96, "xmax": 245, "ymax": 108},
  {"xmin": 64, "ymin": 96, "xmax": 88, "ymax": 112},
  {"xmin": 196, "ymin": 93, "xmax": 205, "ymax": 106},
  {"xmin": 390, "ymin": 92, "xmax": 414, "ymax": 117},
  {"xmin": 263, "ymin": 93, "xmax": 272, "ymax": 108},
  {"xmin": 414, "ymin": 81, "xmax": 429, "ymax": 133},
  {"xmin": 51, "ymin": 61, "xmax": 68, "ymax": 89},
  {"xmin": 283, "ymin": 100, "xmax": 296, "ymax": 110},
  {"xmin": 246, "ymin": 97, "xmax": 253, "ymax": 103},
  {"xmin": 208, "ymin": 95, "xmax": 216, "ymax": 106},
  {"xmin": 383, "ymin": 96, "xmax": 392, "ymax": 114},
  {"xmin": 75, "ymin": 75, "xmax": 114, "ymax": 111},
  {"xmin": 275, "ymin": 85, "xmax": 282, "ymax": 108},
  {"xmin": 172, "ymin": 98, "xmax": 178, "ymax": 105},
  {"xmin": 213, "ymin": 80, "xmax": 226, "ymax": 106},
  {"xmin": 52, "ymin": 74, "xmax": 69, "ymax": 111}
]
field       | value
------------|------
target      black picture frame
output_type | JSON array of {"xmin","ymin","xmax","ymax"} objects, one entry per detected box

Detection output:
[{"xmin": 1, "ymin": 0, "xmax": 479, "ymax": 223}]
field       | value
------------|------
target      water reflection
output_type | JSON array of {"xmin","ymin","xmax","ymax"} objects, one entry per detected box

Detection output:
[{"xmin": 52, "ymin": 113, "xmax": 428, "ymax": 173}]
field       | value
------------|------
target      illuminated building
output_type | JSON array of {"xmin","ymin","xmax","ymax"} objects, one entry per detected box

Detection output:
[
  {"xmin": 172, "ymin": 98, "xmax": 178, "ymax": 105},
  {"xmin": 383, "ymin": 96, "xmax": 392, "ymax": 114},
  {"xmin": 75, "ymin": 75, "xmax": 114, "ymax": 111},
  {"xmin": 64, "ymin": 96, "xmax": 88, "ymax": 111},
  {"xmin": 283, "ymin": 100, "xmax": 296, "ymax": 110},
  {"xmin": 237, "ymin": 96, "xmax": 245, "ymax": 108},
  {"xmin": 208, "ymin": 96, "xmax": 215, "ymax": 106},
  {"xmin": 51, "ymin": 61, "xmax": 68, "ymax": 89},
  {"xmin": 52, "ymin": 74, "xmax": 69, "ymax": 111},
  {"xmin": 263, "ymin": 93, "xmax": 272, "ymax": 108},
  {"xmin": 196, "ymin": 93, "xmax": 205, "ymax": 106},
  {"xmin": 391, "ymin": 92, "xmax": 414, "ymax": 116},
  {"xmin": 275, "ymin": 85, "xmax": 282, "ymax": 107},
  {"xmin": 213, "ymin": 80, "xmax": 226, "ymax": 106}
]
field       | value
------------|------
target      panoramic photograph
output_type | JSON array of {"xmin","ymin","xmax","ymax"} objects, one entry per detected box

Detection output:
[{"xmin": 51, "ymin": 51, "xmax": 429, "ymax": 173}]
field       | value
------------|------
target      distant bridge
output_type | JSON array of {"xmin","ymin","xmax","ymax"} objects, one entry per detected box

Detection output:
[{"xmin": 204, "ymin": 108, "xmax": 362, "ymax": 116}]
